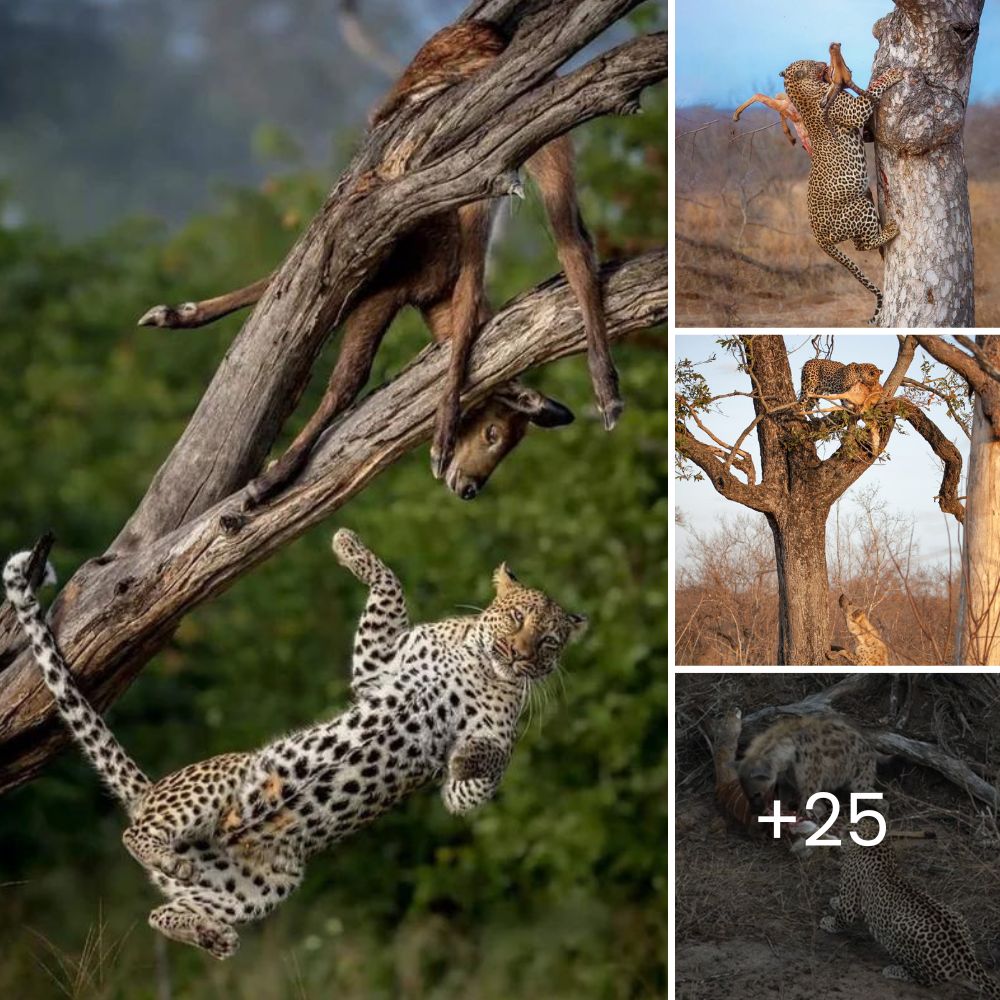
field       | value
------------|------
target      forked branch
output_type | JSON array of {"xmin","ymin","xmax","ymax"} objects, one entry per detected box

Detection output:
[{"xmin": 0, "ymin": 250, "xmax": 667, "ymax": 796}]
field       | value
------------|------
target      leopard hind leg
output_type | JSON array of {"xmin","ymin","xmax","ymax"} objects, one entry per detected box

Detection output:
[{"xmin": 123, "ymin": 760, "xmax": 247, "ymax": 883}]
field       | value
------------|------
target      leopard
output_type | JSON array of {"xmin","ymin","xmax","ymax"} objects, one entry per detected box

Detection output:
[
  {"xmin": 821, "ymin": 816, "xmax": 1000, "ymax": 996},
  {"xmin": 799, "ymin": 358, "xmax": 883, "ymax": 409},
  {"xmin": 3, "ymin": 529, "xmax": 587, "ymax": 960},
  {"xmin": 738, "ymin": 714, "xmax": 876, "ymax": 823},
  {"xmin": 780, "ymin": 59, "xmax": 904, "ymax": 325}
]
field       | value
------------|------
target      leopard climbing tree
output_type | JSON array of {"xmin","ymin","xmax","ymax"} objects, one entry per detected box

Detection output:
[
  {"xmin": 676, "ymin": 335, "xmax": 967, "ymax": 665},
  {"xmin": 872, "ymin": 0, "xmax": 985, "ymax": 327}
]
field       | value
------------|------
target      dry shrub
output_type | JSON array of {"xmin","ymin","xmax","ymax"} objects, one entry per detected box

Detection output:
[
  {"xmin": 675, "ymin": 103, "xmax": 1000, "ymax": 328},
  {"xmin": 676, "ymin": 498, "xmax": 957, "ymax": 667}
]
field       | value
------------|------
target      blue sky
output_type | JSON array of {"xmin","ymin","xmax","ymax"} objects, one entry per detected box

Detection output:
[
  {"xmin": 677, "ymin": 0, "xmax": 1000, "ymax": 107},
  {"xmin": 674, "ymin": 334, "xmax": 970, "ymax": 569}
]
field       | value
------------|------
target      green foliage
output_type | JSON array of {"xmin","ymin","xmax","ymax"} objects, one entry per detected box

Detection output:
[{"xmin": 0, "ymin": 62, "xmax": 666, "ymax": 1000}]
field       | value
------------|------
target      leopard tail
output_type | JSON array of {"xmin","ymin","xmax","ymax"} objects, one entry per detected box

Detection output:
[
  {"xmin": 3, "ymin": 551, "xmax": 150, "ymax": 814},
  {"xmin": 967, "ymin": 963, "xmax": 1000, "ymax": 999}
]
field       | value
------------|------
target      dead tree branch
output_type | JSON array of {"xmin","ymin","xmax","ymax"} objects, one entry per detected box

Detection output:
[
  {"xmin": 116, "ymin": 1, "xmax": 666, "ymax": 553},
  {"xmin": 0, "ymin": 251, "xmax": 667, "ymax": 796}
]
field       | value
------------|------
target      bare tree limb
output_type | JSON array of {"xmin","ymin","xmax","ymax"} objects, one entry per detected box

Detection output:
[
  {"xmin": 115, "ymin": 3, "xmax": 666, "ymax": 554},
  {"xmin": 0, "ymin": 250, "xmax": 667, "ymax": 796}
]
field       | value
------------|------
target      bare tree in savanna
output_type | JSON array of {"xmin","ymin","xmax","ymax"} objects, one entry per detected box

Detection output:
[
  {"xmin": 0, "ymin": 0, "xmax": 668, "ymax": 794},
  {"xmin": 873, "ymin": 0, "xmax": 985, "ymax": 327},
  {"xmin": 675, "ymin": 335, "xmax": 966, "ymax": 665}
]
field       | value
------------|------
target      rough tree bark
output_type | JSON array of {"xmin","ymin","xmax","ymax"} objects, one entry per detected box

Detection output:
[
  {"xmin": 873, "ymin": 0, "xmax": 985, "ymax": 327},
  {"xmin": 676, "ymin": 335, "xmax": 965, "ymax": 665},
  {"xmin": 0, "ymin": 0, "xmax": 668, "ymax": 795},
  {"xmin": 911, "ymin": 335, "xmax": 1000, "ymax": 663}
]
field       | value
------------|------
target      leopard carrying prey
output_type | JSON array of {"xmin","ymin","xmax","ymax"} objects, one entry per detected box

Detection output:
[
  {"xmin": 3, "ymin": 531, "xmax": 587, "ymax": 958},
  {"xmin": 780, "ymin": 59, "xmax": 903, "ymax": 325}
]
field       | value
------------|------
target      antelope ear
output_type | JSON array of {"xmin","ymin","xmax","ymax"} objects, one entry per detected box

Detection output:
[
  {"xmin": 492, "ymin": 562, "xmax": 519, "ymax": 596},
  {"xmin": 494, "ymin": 382, "xmax": 575, "ymax": 427}
]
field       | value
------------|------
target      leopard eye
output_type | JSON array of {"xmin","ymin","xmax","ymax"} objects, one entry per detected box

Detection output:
[{"xmin": 509, "ymin": 608, "xmax": 523, "ymax": 626}]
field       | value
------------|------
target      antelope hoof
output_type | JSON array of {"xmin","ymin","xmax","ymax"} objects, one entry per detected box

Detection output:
[
  {"xmin": 137, "ymin": 302, "xmax": 197, "ymax": 328},
  {"xmin": 430, "ymin": 448, "xmax": 448, "ymax": 481},
  {"xmin": 243, "ymin": 476, "xmax": 273, "ymax": 510},
  {"xmin": 601, "ymin": 397, "xmax": 624, "ymax": 431}
]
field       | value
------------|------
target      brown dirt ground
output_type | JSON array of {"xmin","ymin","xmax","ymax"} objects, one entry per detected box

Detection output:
[{"xmin": 674, "ymin": 673, "xmax": 1000, "ymax": 1000}]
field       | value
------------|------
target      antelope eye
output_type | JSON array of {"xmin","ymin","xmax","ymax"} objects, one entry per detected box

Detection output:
[
  {"xmin": 484, "ymin": 424, "xmax": 501, "ymax": 445},
  {"xmin": 509, "ymin": 608, "xmax": 523, "ymax": 626}
]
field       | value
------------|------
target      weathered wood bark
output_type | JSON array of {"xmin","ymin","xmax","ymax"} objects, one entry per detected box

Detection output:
[
  {"xmin": 955, "ymin": 337, "xmax": 1000, "ymax": 664},
  {"xmin": 676, "ymin": 335, "xmax": 964, "ymax": 665},
  {"xmin": 873, "ymin": 0, "xmax": 984, "ymax": 327},
  {"xmin": 0, "ymin": 251, "xmax": 667, "ymax": 796},
  {"xmin": 113, "ymin": 0, "xmax": 666, "ymax": 553}
]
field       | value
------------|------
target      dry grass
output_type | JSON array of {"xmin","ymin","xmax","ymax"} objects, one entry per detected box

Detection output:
[
  {"xmin": 674, "ymin": 673, "xmax": 1000, "ymax": 1000},
  {"xmin": 675, "ymin": 105, "xmax": 1000, "ymax": 327}
]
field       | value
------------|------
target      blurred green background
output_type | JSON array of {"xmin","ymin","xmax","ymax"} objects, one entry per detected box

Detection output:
[{"xmin": 0, "ymin": 4, "xmax": 666, "ymax": 997}]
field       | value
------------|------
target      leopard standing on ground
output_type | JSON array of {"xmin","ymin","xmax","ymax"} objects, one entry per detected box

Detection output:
[
  {"xmin": 821, "ymin": 817, "xmax": 1000, "ymax": 997},
  {"xmin": 780, "ymin": 59, "xmax": 904, "ymax": 325},
  {"xmin": 738, "ymin": 715, "xmax": 876, "ymax": 821},
  {"xmin": 3, "ymin": 530, "xmax": 587, "ymax": 959},
  {"xmin": 799, "ymin": 358, "xmax": 883, "ymax": 409}
]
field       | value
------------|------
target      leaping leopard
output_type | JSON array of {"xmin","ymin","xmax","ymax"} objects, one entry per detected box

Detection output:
[{"xmin": 3, "ymin": 530, "xmax": 587, "ymax": 959}]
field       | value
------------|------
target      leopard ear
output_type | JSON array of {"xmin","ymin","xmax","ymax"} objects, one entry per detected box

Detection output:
[
  {"xmin": 566, "ymin": 612, "xmax": 589, "ymax": 640},
  {"xmin": 492, "ymin": 563, "xmax": 520, "ymax": 596}
]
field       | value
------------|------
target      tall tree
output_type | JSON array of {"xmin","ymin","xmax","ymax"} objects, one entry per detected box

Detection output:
[
  {"xmin": 874, "ymin": 0, "xmax": 985, "ymax": 327},
  {"xmin": 676, "ymin": 335, "xmax": 965, "ymax": 665}
]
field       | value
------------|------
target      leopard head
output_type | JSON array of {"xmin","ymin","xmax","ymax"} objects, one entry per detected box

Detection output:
[
  {"xmin": 779, "ymin": 60, "xmax": 828, "ymax": 104},
  {"xmin": 478, "ymin": 564, "xmax": 587, "ymax": 682},
  {"xmin": 857, "ymin": 363, "xmax": 883, "ymax": 385}
]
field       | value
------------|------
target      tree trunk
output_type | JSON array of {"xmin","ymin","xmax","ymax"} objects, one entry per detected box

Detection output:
[
  {"xmin": 872, "ymin": 0, "xmax": 984, "ymax": 327},
  {"xmin": 956, "ymin": 338, "xmax": 1000, "ymax": 664},
  {"xmin": 767, "ymin": 502, "xmax": 831, "ymax": 665}
]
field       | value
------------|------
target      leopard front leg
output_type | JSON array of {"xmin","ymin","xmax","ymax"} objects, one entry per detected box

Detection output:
[
  {"xmin": 332, "ymin": 529, "xmax": 410, "ymax": 690},
  {"xmin": 820, "ymin": 884, "xmax": 860, "ymax": 933},
  {"xmin": 442, "ymin": 736, "xmax": 511, "ymax": 814}
]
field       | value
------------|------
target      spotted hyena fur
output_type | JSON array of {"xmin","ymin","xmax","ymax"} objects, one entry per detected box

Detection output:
[{"xmin": 738, "ymin": 715, "xmax": 876, "ymax": 820}]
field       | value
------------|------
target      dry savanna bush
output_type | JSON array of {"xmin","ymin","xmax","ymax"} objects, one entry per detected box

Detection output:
[
  {"xmin": 675, "ymin": 103, "xmax": 1000, "ymax": 328},
  {"xmin": 675, "ymin": 506, "xmax": 956, "ymax": 666}
]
